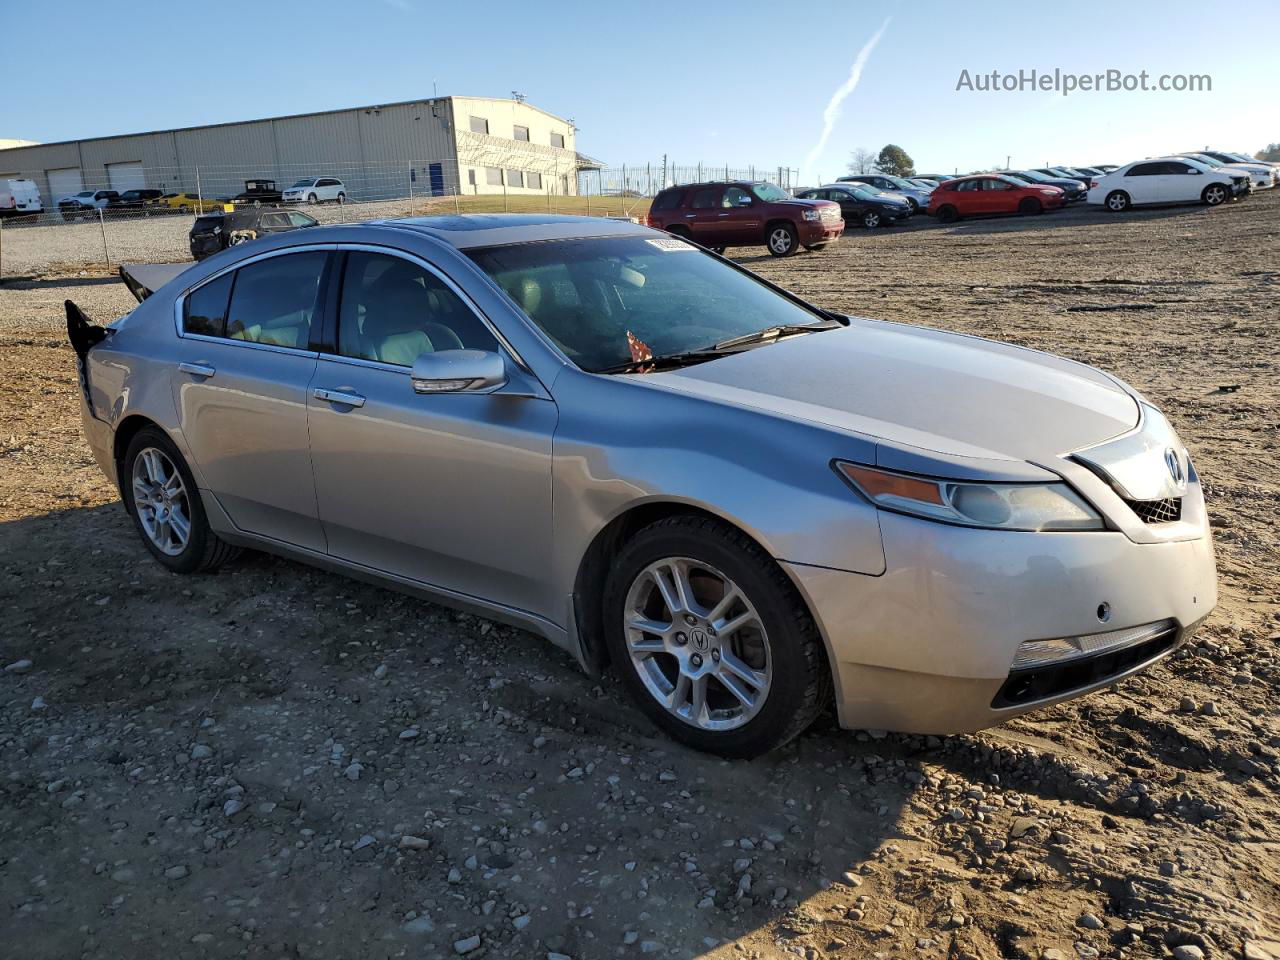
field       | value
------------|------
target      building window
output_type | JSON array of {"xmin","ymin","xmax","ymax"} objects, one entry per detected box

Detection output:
[
  {"xmin": 468, "ymin": 169, "xmax": 476, "ymax": 186},
  {"xmin": 469, "ymin": 116, "xmax": 489, "ymax": 135},
  {"xmin": 550, "ymin": 132, "xmax": 565, "ymax": 149},
  {"xmin": 485, "ymin": 167, "xmax": 503, "ymax": 186},
  {"xmin": 527, "ymin": 171, "xmax": 542, "ymax": 190},
  {"xmin": 513, "ymin": 125, "xmax": 529, "ymax": 142},
  {"xmin": 507, "ymin": 170, "xmax": 524, "ymax": 188}
]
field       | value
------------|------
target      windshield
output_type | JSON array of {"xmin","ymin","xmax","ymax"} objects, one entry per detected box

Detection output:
[
  {"xmin": 290, "ymin": 179, "xmax": 315, "ymax": 188},
  {"xmin": 76, "ymin": 191, "xmax": 95, "ymax": 197},
  {"xmin": 749, "ymin": 182, "xmax": 791, "ymax": 202},
  {"xmin": 847, "ymin": 185, "xmax": 880, "ymax": 200},
  {"xmin": 1016, "ymin": 170, "xmax": 1052, "ymax": 182},
  {"xmin": 468, "ymin": 235, "xmax": 829, "ymax": 373},
  {"xmin": 887, "ymin": 176, "xmax": 919, "ymax": 190}
]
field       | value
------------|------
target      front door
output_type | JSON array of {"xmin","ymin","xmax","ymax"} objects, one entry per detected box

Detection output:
[
  {"xmin": 979, "ymin": 178, "xmax": 1018, "ymax": 214},
  {"xmin": 306, "ymin": 249, "xmax": 558, "ymax": 617},
  {"xmin": 172, "ymin": 249, "xmax": 329, "ymax": 551},
  {"xmin": 716, "ymin": 185, "xmax": 762, "ymax": 243}
]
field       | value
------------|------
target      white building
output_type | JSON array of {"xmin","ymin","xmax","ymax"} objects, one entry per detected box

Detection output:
[{"xmin": 0, "ymin": 96, "xmax": 593, "ymax": 204}]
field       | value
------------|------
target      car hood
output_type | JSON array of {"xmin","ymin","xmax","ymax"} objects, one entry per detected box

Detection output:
[{"xmin": 642, "ymin": 319, "xmax": 1138, "ymax": 476}]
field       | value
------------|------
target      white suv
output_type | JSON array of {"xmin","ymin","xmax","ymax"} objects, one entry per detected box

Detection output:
[
  {"xmin": 282, "ymin": 177, "xmax": 346, "ymax": 204},
  {"xmin": 1088, "ymin": 157, "xmax": 1245, "ymax": 211}
]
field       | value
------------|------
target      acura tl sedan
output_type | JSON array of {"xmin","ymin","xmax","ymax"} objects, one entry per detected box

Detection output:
[{"xmin": 67, "ymin": 215, "xmax": 1217, "ymax": 758}]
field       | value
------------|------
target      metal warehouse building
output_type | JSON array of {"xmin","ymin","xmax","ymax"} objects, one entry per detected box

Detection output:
[{"xmin": 0, "ymin": 96, "xmax": 596, "ymax": 206}]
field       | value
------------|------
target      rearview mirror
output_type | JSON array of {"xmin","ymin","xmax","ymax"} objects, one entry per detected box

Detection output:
[{"xmin": 411, "ymin": 349, "xmax": 507, "ymax": 394}]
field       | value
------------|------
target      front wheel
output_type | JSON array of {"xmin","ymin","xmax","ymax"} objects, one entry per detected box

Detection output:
[
  {"xmin": 1105, "ymin": 190, "xmax": 1130, "ymax": 212},
  {"xmin": 122, "ymin": 427, "xmax": 240, "ymax": 574},
  {"xmin": 307, "ymin": 193, "xmax": 318, "ymax": 204},
  {"xmin": 765, "ymin": 222, "xmax": 799, "ymax": 256},
  {"xmin": 336, "ymin": 192, "xmax": 346, "ymax": 204},
  {"xmin": 603, "ymin": 516, "xmax": 831, "ymax": 758},
  {"xmin": 1202, "ymin": 184, "xmax": 1228, "ymax": 206}
]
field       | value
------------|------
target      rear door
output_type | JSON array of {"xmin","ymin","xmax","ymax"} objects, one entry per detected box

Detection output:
[
  {"xmin": 172, "ymin": 248, "xmax": 331, "ymax": 550},
  {"xmin": 686, "ymin": 186, "xmax": 726, "ymax": 245},
  {"xmin": 306, "ymin": 248, "xmax": 557, "ymax": 616}
]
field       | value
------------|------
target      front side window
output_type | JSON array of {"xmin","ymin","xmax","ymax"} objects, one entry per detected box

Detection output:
[
  {"xmin": 224, "ymin": 252, "xmax": 327, "ymax": 348},
  {"xmin": 337, "ymin": 252, "xmax": 498, "ymax": 366},
  {"xmin": 469, "ymin": 236, "xmax": 829, "ymax": 373},
  {"xmin": 286, "ymin": 211, "xmax": 317, "ymax": 227},
  {"xmin": 722, "ymin": 186, "xmax": 751, "ymax": 207},
  {"xmin": 183, "ymin": 272, "xmax": 234, "ymax": 337}
]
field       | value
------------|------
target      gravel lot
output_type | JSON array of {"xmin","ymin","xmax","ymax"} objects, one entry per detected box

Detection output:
[{"xmin": 1, "ymin": 194, "xmax": 1278, "ymax": 960}]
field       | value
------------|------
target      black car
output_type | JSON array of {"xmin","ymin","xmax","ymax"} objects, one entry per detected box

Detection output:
[
  {"xmin": 1005, "ymin": 170, "xmax": 1088, "ymax": 201},
  {"xmin": 796, "ymin": 183, "xmax": 913, "ymax": 228},
  {"xmin": 189, "ymin": 208, "xmax": 318, "ymax": 260},
  {"xmin": 230, "ymin": 179, "xmax": 284, "ymax": 205},
  {"xmin": 106, "ymin": 189, "xmax": 165, "ymax": 215}
]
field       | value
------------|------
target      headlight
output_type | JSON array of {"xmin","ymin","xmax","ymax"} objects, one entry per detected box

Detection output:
[
  {"xmin": 802, "ymin": 209, "xmax": 822, "ymax": 221},
  {"xmin": 1041, "ymin": 189, "xmax": 1057, "ymax": 196},
  {"xmin": 834, "ymin": 462, "xmax": 1104, "ymax": 531}
]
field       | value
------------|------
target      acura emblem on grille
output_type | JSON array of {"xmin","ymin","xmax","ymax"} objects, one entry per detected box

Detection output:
[{"xmin": 1164, "ymin": 447, "xmax": 1184, "ymax": 485}]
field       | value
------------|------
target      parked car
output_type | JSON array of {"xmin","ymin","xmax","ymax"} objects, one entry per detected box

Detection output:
[
  {"xmin": 1196, "ymin": 150, "xmax": 1280, "ymax": 176},
  {"xmin": 188, "ymin": 207, "xmax": 318, "ymax": 260},
  {"xmin": 1092, "ymin": 165, "xmax": 1119, "ymax": 173},
  {"xmin": 0, "ymin": 178, "xmax": 42, "ymax": 219},
  {"xmin": 106, "ymin": 189, "xmax": 165, "ymax": 215},
  {"xmin": 796, "ymin": 183, "xmax": 912, "ymax": 228},
  {"xmin": 1087, "ymin": 158, "xmax": 1247, "ymax": 212},
  {"xmin": 65, "ymin": 214, "xmax": 1217, "ymax": 757},
  {"xmin": 837, "ymin": 174, "xmax": 932, "ymax": 213},
  {"xmin": 915, "ymin": 173, "xmax": 957, "ymax": 184},
  {"xmin": 158, "ymin": 192, "xmax": 225, "ymax": 214},
  {"xmin": 282, "ymin": 177, "xmax": 347, "ymax": 204},
  {"xmin": 1003, "ymin": 169, "xmax": 1089, "ymax": 202},
  {"xmin": 907, "ymin": 178, "xmax": 940, "ymax": 190},
  {"xmin": 645, "ymin": 181, "xmax": 843, "ymax": 256},
  {"xmin": 58, "ymin": 189, "xmax": 119, "ymax": 220},
  {"xmin": 1175, "ymin": 153, "xmax": 1274, "ymax": 190},
  {"xmin": 929, "ymin": 175, "xmax": 1065, "ymax": 222},
  {"xmin": 230, "ymin": 179, "xmax": 283, "ymax": 205},
  {"xmin": 1031, "ymin": 168, "xmax": 1088, "ymax": 187}
]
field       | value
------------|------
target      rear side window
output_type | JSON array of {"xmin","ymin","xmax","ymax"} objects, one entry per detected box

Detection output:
[
  {"xmin": 690, "ymin": 188, "xmax": 720, "ymax": 209},
  {"xmin": 1126, "ymin": 163, "xmax": 1160, "ymax": 177},
  {"xmin": 184, "ymin": 272, "xmax": 234, "ymax": 337},
  {"xmin": 225, "ymin": 252, "xmax": 327, "ymax": 349},
  {"xmin": 652, "ymin": 189, "xmax": 684, "ymax": 211}
]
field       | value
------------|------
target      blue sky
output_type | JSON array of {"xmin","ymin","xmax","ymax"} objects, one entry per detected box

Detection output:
[{"xmin": 3, "ymin": 0, "xmax": 1274, "ymax": 182}]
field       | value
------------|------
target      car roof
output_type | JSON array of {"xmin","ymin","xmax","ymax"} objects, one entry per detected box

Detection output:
[{"xmin": 370, "ymin": 214, "xmax": 656, "ymax": 250}]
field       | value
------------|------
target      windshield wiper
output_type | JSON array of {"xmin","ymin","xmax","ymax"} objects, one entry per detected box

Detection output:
[
  {"xmin": 710, "ymin": 320, "xmax": 842, "ymax": 351},
  {"xmin": 595, "ymin": 350, "xmax": 730, "ymax": 375}
]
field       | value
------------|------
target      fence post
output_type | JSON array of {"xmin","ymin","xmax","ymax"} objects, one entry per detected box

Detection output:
[
  {"xmin": 196, "ymin": 166, "xmax": 203, "ymax": 211},
  {"xmin": 97, "ymin": 208, "xmax": 110, "ymax": 268},
  {"xmin": 453, "ymin": 187, "xmax": 460, "ymax": 215},
  {"xmin": 0, "ymin": 216, "xmax": 4, "ymax": 283}
]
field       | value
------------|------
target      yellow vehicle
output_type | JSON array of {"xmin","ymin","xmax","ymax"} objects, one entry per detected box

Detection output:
[{"xmin": 157, "ymin": 192, "xmax": 226, "ymax": 214}]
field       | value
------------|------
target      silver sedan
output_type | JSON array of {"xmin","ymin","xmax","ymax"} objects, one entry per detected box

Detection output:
[{"xmin": 68, "ymin": 215, "xmax": 1217, "ymax": 757}]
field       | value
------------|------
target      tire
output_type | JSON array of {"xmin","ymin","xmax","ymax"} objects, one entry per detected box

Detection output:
[
  {"xmin": 337, "ymin": 192, "xmax": 346, "ymax": 204},
  {"xmin": 1105, "ymin": 191, "xmax": 1130, "ymax": 213},
  {"xmin": 307, "ymin": 193, "xmax": 318, "ymax": 204},
  {"xmin": 1018, "ymin": 197, "xmax": 1042, "ymax": 215},
  {"xmin": 179, "ymin": 204, "xmax": 189, "ymax": 214},
  {"xmin": 708, "ymin": 246, "xmax": 727, "ymax": 255},
  {"xmin": 122, "ymin": 427, "xmax": 240, "ymax": 574},
  {"xmin": 862, "ymin": 211, "xmax": 882, "ymax": 229},
  {"xmin": 905, "ymin": 198, "xmax": 919, "ymax": 213},
  {"xmin": 765, "ymin": 222, "xmax": 799, "ymax": 257},
  {"xmin": 603, "ymin": 516, "xmax": 831, "ymax": 758},
  {"xmin": 803, "ymin": 243, "xmax": 827, "ymax": 251},
  {"xmin": 1202, "ymin": 184, "xmax": 1228, "ymax": 206},
  {"xmin": 936, "ymin": 205, "xmax": 959, "ymax": 224}
]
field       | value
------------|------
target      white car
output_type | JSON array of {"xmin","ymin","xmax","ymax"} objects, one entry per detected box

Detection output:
[
  {"xmin": 0, "ymin": 178, "xmax": 42, "ymax": 217},
  {"xmin": 1087, "ymin": 157, "xmax": 1245, "ymax": 212},
  {"xmin": 1178, "ymin": 152, "xmax": 1276, "ymax": 190},
  {"xmin": 282, "ymin": 177, "xmax": 346, "ymax": 204}
]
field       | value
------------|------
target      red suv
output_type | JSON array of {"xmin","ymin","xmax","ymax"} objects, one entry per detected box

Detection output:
[
  {"xmin": 928, "ymin": 174, "xmax": 1065, "ymax": 223},
  {"xmin": 645, "ymin": 181, "xmax": 843, "ymax": 256}
]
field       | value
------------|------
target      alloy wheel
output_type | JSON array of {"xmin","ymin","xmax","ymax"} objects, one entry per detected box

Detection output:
[
  {"xmin": 131, "ymin": 447, "xmax": 192, "ymax": 556},
  {"xmin": 622, "ymin": 557, "xmax": 772, "ymax": 731},
  {"xmin": 768, "ymin": 227, "xmax": 794, "ymax": 254},
  {"xmin": 864, "ymin": 212, "xmax": 881, "ymax": 228},
  {"xmin": 1205, "ymin": 186, "xmax": 1226, "ymax": 205}
]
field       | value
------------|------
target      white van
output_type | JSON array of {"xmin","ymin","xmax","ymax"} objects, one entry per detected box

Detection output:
[{"xmin": 0, "ymin": 178, "xmax": 43, "ymax": 217}]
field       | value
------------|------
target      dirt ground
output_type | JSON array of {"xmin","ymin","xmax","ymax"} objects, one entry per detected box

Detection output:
[{"xmin": 1, "ymin": 195, "xmax": 1277, "ymax": 960}]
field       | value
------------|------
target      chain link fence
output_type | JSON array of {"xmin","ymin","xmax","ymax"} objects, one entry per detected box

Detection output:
[{"xmin": 0, "ymin": 154, "xmax": 795, "ymax": 277}]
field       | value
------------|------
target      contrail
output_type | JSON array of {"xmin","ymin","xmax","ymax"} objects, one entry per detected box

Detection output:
[{"xmin": 804, "ymin": 18, "xmax": 891, "ymax": 175}]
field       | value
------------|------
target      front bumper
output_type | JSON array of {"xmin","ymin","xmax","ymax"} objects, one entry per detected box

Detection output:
[
  {"xmin": 800, "ymin": 218, "xmax": 845, "ymax": 242},
  {"xmin": 785, "ymin": 504, "xmax": 1216, "ymax": 734}
]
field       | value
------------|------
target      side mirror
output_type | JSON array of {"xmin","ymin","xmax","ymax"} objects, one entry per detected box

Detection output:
[{"xmin": 411, "ymin": 349, "xmax": 507, "ymax": 394}]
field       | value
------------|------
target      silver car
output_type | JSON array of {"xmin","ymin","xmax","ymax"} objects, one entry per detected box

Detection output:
[{"xmin": 68, "ymin": 215, "xmax": 1217, "ymax": 758}]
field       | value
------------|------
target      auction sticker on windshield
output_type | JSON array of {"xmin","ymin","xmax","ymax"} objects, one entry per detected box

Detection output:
[{"xmin": 645, "ymin": 238, "xmax": 696, "ymax": 251}]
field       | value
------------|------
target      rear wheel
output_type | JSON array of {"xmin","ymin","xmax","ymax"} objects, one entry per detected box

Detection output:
[
  {"xmin": 1018, "ymin": 197, "xmax": 1042, "ymax": 215},
  {"xmin": 1202, "ymin": 183, "xmax": 1228, "ymax": 206},
  {"xmin": 936, "ymin": 205, "xmax": 959, "ymax": 223},
  {"xmin": 122, "ymin": 427, "xmax": 240, "ymax": 574},
  {"xmin": 862, "ymin": 210, "xmax": 882, "ymax": 228},
  {"xmin": 603, "ymin": 516, "xmax": 830, "ymax": 758},
  {"xmin": 765, "ymin": 222, "xmax": 799, "ymax": 256},
  {"xmin": 1105, "ymin": 190, "xmax": 1130, "ymax": 212}
]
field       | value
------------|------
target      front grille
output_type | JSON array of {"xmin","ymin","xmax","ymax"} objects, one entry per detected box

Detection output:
[
  {"xmin": 992, "ymin": 626, "xmax": 1180, "ymax": 708},
  {"xmin": 820, "ymin": 206, "xmax": 841, "ymax": 221},
  {"xmin": 1125, "ymin": 497, "xmax": 1182, "ymax": 524}
]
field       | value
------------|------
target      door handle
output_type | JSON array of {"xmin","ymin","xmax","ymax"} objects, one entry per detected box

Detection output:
[
  {"xmin": 685, "ymin": 214, "xmax": 697, "ymax": 218},
  {"xmin": 178, "ymin": 362, "xmax": 215, "ymax": 378},
  {"xmin": 313, "ymin": 387, "xmax": 365, "ymax": 408},
  {"xmin": 717, "ymin": 213, "xmax": 730, "ymax": 217}
]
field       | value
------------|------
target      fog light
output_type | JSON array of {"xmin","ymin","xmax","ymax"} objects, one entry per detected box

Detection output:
[{"xmin": 1011, "ymin": 619, "xmax": 1177, "ymax": 671}]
